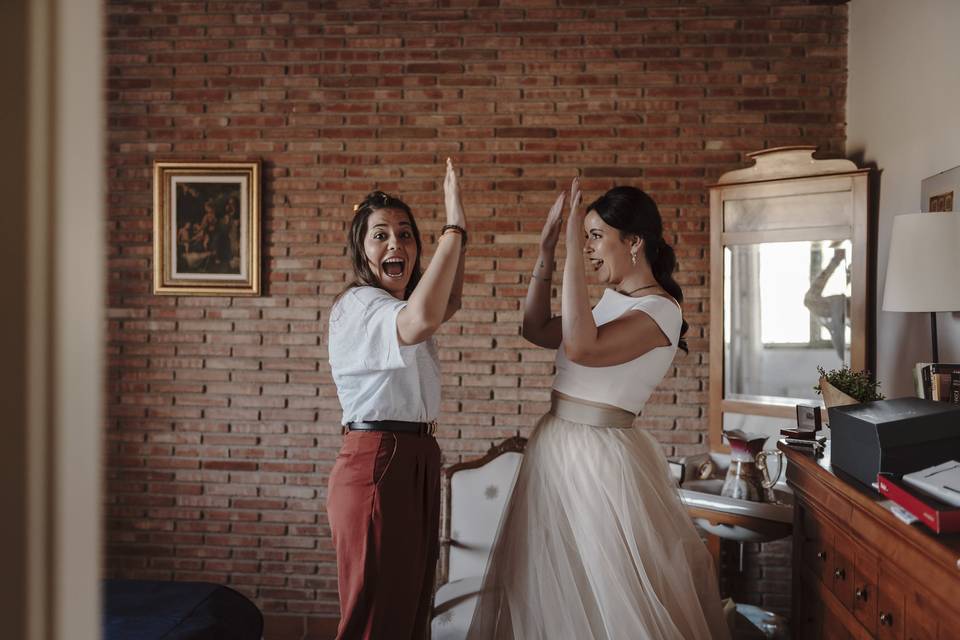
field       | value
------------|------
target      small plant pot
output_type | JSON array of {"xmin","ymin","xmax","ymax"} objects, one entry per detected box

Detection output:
[
  {"xmin": 818, "ymin": 376, "xmax": 859, "ymax": 409},
  {"xmin": 819, "ymin": 376, "xmax": 860, "ymax": 428}
]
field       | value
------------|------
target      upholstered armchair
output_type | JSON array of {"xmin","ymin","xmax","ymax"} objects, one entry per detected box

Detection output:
[{"xmin": 431, "ymin": 436, "xmax": 527, "ymax": 640}]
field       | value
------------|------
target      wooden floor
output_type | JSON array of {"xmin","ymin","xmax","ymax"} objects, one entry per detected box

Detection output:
[{"xmin": 262, "ymin": 613, "xmax": 773, "ymax": 639}]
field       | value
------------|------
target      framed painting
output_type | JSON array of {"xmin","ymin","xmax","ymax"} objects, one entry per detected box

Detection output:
[
  {"xmin": 153, "ymin": 161, "xmax": 260, "ymax": 296},
  {"xmin": 921, "ymin": 164, "xmax": 960, "ymax": 213}
]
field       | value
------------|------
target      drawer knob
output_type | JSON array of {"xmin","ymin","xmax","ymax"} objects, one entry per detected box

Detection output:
[
  {"xmin": 855, "ymin": 587, "xmax": 868, "ymax": 601},
  {"xmin": 880, "ymin": 612, "xmax": 893, "ymax": 626},
  {"xmin": 833, "ymin": 568, "xmax": 845, "ymax": 580},
  {"xmin": 816, "ymin": 551, "xmax": 827, "ymax": 561}
]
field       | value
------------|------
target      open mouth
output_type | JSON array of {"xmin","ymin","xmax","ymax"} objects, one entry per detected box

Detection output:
[
  {"xmin": 382, "ymin": 257, "xmax": 406, "ymax": 279},
  {"xmin": 589, "ymin": 258, "xmax": 604, "ymax": 271}
]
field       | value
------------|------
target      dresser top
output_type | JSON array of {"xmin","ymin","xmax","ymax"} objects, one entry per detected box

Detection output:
[{"xmin": 779, "ymin": 440, "xmax": 960, "ymax": 565}]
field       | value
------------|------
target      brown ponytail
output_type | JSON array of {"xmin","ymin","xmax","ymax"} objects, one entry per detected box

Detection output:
[{"xmin": 647, "ymin": 239, "xmax": 688, "ymax": 353}]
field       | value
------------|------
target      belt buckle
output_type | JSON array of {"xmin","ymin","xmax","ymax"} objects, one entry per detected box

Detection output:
[{"xmin": 427, "ymin": 420, "xmax": 437, "ymax": 436}]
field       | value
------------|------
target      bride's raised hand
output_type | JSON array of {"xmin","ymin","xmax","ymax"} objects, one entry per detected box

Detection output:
[
  {"xmin": 443, "ymin": 157, "xmax": 466, "ymax": 229},
  {"xmin": 565, "ymin": 175, "xmax": 584, "ymax": 249},
  {"xmin": 539, "ymin": 191, "xmax": 565, "ymax": 253}
]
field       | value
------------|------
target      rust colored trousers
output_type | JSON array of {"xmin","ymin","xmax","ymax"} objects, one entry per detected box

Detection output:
[{"xmin": 327, "ymin": 430, "xmax": 442, "ymax": 640}]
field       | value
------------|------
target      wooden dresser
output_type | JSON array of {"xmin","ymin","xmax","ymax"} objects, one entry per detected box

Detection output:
[{"xmin": 780, "ymin": 442, "xmax": 960, "ymax": 639}]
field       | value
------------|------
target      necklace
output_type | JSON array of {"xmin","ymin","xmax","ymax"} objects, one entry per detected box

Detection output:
[{"xmin": 617, "ymin": 283, "xmax": 658, "ymax": 296}]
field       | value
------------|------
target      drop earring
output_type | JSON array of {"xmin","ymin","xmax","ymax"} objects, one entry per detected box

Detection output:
[{"xmin": 631, "ymin": 252, "xmax": 638, "ymax": 266}]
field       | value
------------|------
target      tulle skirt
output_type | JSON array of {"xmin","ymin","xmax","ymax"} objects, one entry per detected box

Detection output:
[{"xmin": 466, "ymin": 395, "xmax": 731, "ymax": 640}]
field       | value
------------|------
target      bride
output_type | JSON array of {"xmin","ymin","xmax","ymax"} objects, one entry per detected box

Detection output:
[{"xmin": 466, "ymin": 178, "xmax": 730, "ymax": 639}]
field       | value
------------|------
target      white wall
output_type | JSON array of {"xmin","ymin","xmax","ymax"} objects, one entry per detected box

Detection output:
[{"xmin": 847, "ymin": 0, "xmax": 960, "ymax": 396}]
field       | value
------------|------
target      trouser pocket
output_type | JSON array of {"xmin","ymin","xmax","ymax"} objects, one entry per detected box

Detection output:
[{"xmin": 372, "ymin": 432, "xmax": 397, "ymax": 486}]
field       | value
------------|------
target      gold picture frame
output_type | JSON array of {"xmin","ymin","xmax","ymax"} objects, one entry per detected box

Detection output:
[{"xmin": 153, "ymin": 161, "xmax": 260, "ymax": 296}]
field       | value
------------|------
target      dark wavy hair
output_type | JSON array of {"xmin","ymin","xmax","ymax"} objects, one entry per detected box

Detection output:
[
  {"xmin": 342, "ymin": 191, "xmax": 423, "ymax": 300},
  {"xmin": 585, "ymin": 186, "xmax": 689, "ymax": 353}
]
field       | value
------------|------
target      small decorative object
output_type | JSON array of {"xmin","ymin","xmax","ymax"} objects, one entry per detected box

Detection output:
[
  {"xmin": 721, "ymin": 429, "xmax": 783, "ymax": 503},
  {"xmin": 921, "ymin": 165, "xmax": 959, "ymax": 213},
  {"xmin": 815, "ymin": 365, "xmax": 884, "ymax": 409},
  {"xmin": 153, "ymin": 161, "xmax": 260, "ymax": 295}
]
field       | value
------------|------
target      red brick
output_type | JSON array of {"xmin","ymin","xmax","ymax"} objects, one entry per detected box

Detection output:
[{"xmin": 106, "ymin": 0, "xmax": 847, "ymax": 623}]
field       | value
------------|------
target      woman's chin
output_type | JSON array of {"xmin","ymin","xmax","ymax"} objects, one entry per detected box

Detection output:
[
  {"xmin": 378, "ymin": 276, "xmax": 408, "ymax": 298},
  {"xmin": 588, "ymin": 271, "xmax": 610, "ymax": 286}
]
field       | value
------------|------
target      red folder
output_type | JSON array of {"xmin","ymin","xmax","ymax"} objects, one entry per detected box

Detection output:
[{"xmin": 877, "ymin": 473, "xmax": 960, "ymax": 534}]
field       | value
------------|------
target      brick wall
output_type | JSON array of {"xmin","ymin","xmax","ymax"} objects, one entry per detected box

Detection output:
[{"xmin": 105, "ymin": 1, "xmax": 847, "ymax": 637}]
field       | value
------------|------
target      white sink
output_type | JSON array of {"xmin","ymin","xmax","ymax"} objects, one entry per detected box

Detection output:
[{"xmin": 676, "ymin": 453, "xmax": 794, "ymax": 543}]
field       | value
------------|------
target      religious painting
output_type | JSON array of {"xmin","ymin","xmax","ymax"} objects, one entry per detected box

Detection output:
[{"xmin": 153, "ymin": 161, "xmax": 260, "ymax": 295}]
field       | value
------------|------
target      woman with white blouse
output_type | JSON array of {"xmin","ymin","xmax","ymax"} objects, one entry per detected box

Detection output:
[
  {"xmin": 326, "ymin": 159, "xmax": 466, "ymax": 640},
  {"xmin": 468, "ymin": 179, "xmax": 730, "ymax": 639}
]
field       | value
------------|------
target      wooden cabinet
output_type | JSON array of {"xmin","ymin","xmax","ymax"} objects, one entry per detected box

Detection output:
[
  {"xmin": 875, "ymin": 570, "xmax": 904, "ymax": 640},
  {"xmin": 852, "ymin": 547, "xmax": 878, "ymax": 635},
  {"xmin": 782, "ymin": 444, "xmax": 960, "ymax": 640}
]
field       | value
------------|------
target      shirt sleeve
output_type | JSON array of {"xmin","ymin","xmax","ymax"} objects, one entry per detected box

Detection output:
[
  {"xmin": 329, "ymin": 287, "xmax": 407, "ymax": 374},
  {"xmin": 630, "ymin": 296, "xmax": 682, "ymax": 346}
]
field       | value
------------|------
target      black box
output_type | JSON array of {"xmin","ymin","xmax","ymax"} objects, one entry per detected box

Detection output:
[{"xmin": 829, "ymin": 398, "xmax": 960, "ymax": 487}]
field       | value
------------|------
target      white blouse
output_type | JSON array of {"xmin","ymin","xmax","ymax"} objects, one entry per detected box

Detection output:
[
  {"xmin": 328, "ymin": 286, "xmax": 441, "ymax": 425},
  {"xmin": 552, "ymin": 290, "xmax": 682, "ymax": 415}
]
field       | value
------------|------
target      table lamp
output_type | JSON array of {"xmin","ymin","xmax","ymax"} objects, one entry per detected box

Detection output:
[{"xmin": 882, "ymin": 212, "xmax": 960, "ymax": 363}]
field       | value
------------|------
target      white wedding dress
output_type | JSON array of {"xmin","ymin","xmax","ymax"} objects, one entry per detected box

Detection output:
[{"xmin": 466, "ymin": 292, "xmax": 731, "ymax": 640}]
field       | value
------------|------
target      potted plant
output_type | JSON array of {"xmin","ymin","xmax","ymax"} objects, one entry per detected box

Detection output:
[{"xmin": 815, "ymin": 365, "xmax": 885, "ymax": 409}]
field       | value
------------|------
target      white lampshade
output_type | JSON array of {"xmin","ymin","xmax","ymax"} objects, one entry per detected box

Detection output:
[{"xmin": 882, "ymin": 212, "xmax": 960, "ymax": 312}]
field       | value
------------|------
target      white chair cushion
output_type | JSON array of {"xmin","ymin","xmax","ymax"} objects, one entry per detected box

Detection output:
[{"xmin": 447, "ymin": 451, "xmax": 522, "ymax": 582}]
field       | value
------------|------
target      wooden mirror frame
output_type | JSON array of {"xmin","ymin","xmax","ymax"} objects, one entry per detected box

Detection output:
[{"xmin": 707, "ymin": 147, "xmax": 874, "ymax": 450}]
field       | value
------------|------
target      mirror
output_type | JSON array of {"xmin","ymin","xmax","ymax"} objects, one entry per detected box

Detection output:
[
  {"xmin": 709, "ymin": 147, "xmax": 873, "ymax": 447},
  {"xmin": 724, "ymin": 239, "xmax": 852, "ymax": 400}
]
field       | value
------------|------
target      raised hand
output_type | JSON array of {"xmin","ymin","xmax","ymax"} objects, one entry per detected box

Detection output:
[
  {"xmin": 565, "ymin": 175, "xmax": 584, "ymax": 249},
  {"xmin": 444, "ymin": 157, "xmax": 466, "ymax": 229},
  {"xmin": 539, "ymin": 191, "xmax": 565, "ymax": 253}
]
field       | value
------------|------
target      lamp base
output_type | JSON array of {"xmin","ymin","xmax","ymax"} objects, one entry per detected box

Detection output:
[{"xmin": 931, "ymin": 311, "xmax": 939, "ymax": 364}]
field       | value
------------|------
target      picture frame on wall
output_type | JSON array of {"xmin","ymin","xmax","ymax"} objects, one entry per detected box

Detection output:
[
  {"xmin": 921, "ymin": 164, "xmax": 960, "ymax": 213},
  {"xmin": 153, "ymin": 161, "xmax": 261, "ymax": 296}
]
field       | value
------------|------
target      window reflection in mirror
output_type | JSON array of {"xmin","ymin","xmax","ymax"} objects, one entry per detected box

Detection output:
[{"xmin": 724, "ymin": 239, "xmax": 852, "ymax": 402}]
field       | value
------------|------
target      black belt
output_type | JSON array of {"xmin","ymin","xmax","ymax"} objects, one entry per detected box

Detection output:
[{"xmin": 347, "ymin": 420, "xmax": 437, "ymax": 436}]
